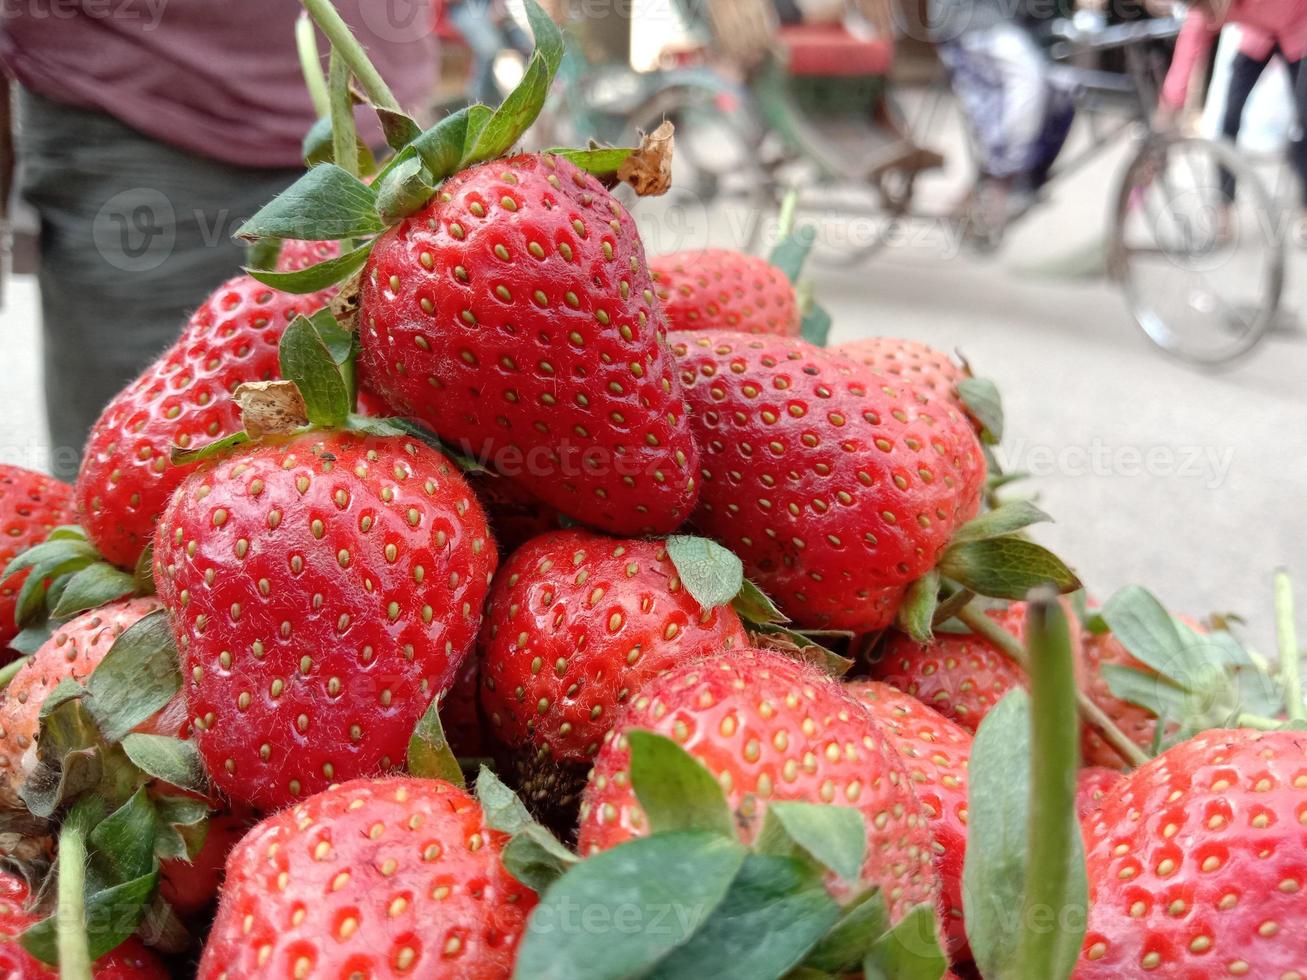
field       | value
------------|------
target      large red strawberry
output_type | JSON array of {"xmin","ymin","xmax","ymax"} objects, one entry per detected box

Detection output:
[
  {"xmin": 357, "ymin": 152, "xmax": 700, "ymax": 537},
  {"xmin": 153, "ymin": 430, "xmax": 496, "ymax": 811},
  {"xmin": 846, "ymin": 680, "xmax": 972, "ymax": 958},
  {"xmin": 0, "ymin": 596, "xmax": 179, "ymax": 807},
  {"xmin": 650, "ymin": 248, "xmax": 800, "ymax": 336},
  {"xmin": 836, "ymin": 338, "xmax": 970, "ymax": 414},
  {"xmin": 1077, "ymin": 729, "xmax": 1307, "ymax": 977},
  {"xmin": 480, "ymin": 530, "xmax": 747, "ymax": 820},
  {"xmin": 577, "ymin": 648, "xmax": 939, "ymax": 924},
  {"xmin": 0, "ymin": 466, "xmax": 74, "ymax": 654},
  {"xmin": 75, "ymin": 271, "xmax": 338, "ymax": 569},
  {"xmin": 669, "ymin": 333, "xmax": 985, "ymax": 631},
  {"xmin": 198, "ymin": 776, "xmax": 537, "ymax": 980},
  {"xmin": 0, "ymin": 870, "xmax": 168, "ymax": 979}
]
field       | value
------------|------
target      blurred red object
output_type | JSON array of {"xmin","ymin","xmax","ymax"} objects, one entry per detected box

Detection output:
[{"xmin": 779, "ymin": 24, "xmax": 894, "ymax": 76}]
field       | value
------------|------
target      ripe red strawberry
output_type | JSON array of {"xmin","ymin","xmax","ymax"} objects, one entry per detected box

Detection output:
[
  {"xmin": 649, "ymin": 248, "xmax": 800, "ymax": 336},
  {"xmin": 845, "ymin": 680, "xmax": 972, "ymax": 958},
  {"xmin": 198, "ymin": 776, "xmax": 537, "ymax": 980},
  {"xmin": 1080, "ymin": 627, "xmax": 1171, "ymax": 768},
  {"xmin": 835, "ymin": 338, "xmax": 969, "ymax": 414},
  {"xmin": 480, "ymin": 530, "xmax": 747, "ymax": 818},
  {"xmin": 577, "ymin": 648, "xmax": 939, "ymax": 924},
  {"xmin": 358, "ymin": 152, "xmax": 700, "ymax": 537},
  {"xmin": 153, "ymin": 430, "xmax": 496, "ymax": 811},
  {"xmin": 0, "ymin": 466, "xmax": 75, "ymax": 654},
  {"xmin": 468, "ymin": 474, "xmax": 571, "ymax": 557},
  {"xmin": 75, "ymin": 273, "xmax": 338, "ymax": 569},
  {"xmin": 670, "ymin": 333, "xmax": 985, "ymax": 631},
  {"xmin": 158, "ymin": 812, "xmax": 252, "ymax": 919},
  {"xmin": 0, "ymin": 870, "xmax": 168, "ymax": 979},
  {"xmin": 1075, "ymin": 766, "xmax": 1122, "ymax": 820},
  {"xmin": 1078, "ymin": 729, "xmax": 1307, "ymax": 977},
  {"xmin": 274, "ymin": 238, "xmax": 341, "ymax": 272},
  {"xmin": 0, "ymin": 597, "xmax": 178, "ymax": 807},
  {"xmin": 871, "ymin": 605, "xmax": 1035, "ymax": 732}
]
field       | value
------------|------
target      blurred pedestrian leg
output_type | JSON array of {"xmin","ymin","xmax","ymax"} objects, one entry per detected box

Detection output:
[{"xmin": 16, "ymin": 90, "xmax": 299, "ymax": 479}]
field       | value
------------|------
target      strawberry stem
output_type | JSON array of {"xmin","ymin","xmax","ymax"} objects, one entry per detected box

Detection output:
[
  {"xmin": 295, "ymin": 13, "xmax": 331, "ymax": 118},
  {"xmin": 55, "ymin": 801, "xmax": 96, "ymax": 980},
  {"xmin": 328, "ymin": 48, "xmax": 359, "ymax": 180},
  {"xmin": 1275, "ymin": 569, "xmax": 1303, "ymax": 722},
  {"xmin": 1235, "ymin": 712, "xmax": 1283, "ymax": 731},
  {"xmin": 957, "ymin": 602, "xmax": 1150, "ymax": 768},
  {"xmin": 1014, "ymin": 589, "xmax": 1082, "ymax": 977},
  {"xmin": 299, "ymin": 0, "xmax": 402, "ymax": 112}
]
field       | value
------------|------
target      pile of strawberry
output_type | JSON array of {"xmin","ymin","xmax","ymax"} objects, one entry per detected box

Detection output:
[{"xmin": 0, "ymin": 3, "xmax": 1304, "ymax": 978}]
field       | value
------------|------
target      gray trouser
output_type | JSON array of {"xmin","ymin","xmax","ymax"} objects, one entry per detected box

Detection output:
[{"xmin": 16, "ymin": 89, "xmax": 301, "ymax": 479}]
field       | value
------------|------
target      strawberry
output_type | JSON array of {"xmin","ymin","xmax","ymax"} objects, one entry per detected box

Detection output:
[
  {"xmin": 835, "ymin": 338, "xmax": 970, "ymax": 414},
  {"xmin": 669, "ymin": 332, "xmax": 985, "ymax": 631},
  {"xmin": 0, "ymin": 871, "xmax": 168, "ymax": 979},
  {"xmin": 1078, "ymin": 728, "xmax": 1307, "ymax": 977},
  {"xmin": 274, "ymin": 239, "xmax": 341, "ymax": 272},
  {"xmin": 197, "ymin": 776, "xmax": 537, "ymax": 980},
  {"xmin": 357, "ymin": 152, "xmax": 700, "ymax": 537},
  {"xmin": 480, "ymin": 530, "xmax": 747, "ymax": 820},
  {"xmin": 0, "ymin": 466, "xmax": 74, "ymax": 654},
  {"xmin": 649, "ymin": 248, "xmax": 800, "ymax": 336},
  {"xmin": 1080, "ymin": 627, "xmax": 1170, "ymax": 768},
  {"xmin": 157, "ymin": 811, "xmax": 252, "ymax": 919},
  {"xmin": 153, "ymin": 430, "xmax": 496, "ymax": 811},
  {"xmin": 871, "ymin": 604, "xmax": 1035, "ymax": 732},
  {"xmin": 577, "ymin": 648, "xmax": 939, "ymax": 924},
  {"xmin": 442, "ymin": 649, "xmax": 488, "ymax": 759},
  {"xmin": 1075, "ymin": 766, "xmax": 1122, "ymax": 821},
  {"xmin": 468, "ymin": 474, "xmax": 571, "ymax": 557},
  {"xmin": 75, "ymin": 272, "xmax": 338, "ymax": 569},
  {"xmin": 845, "ymin": 680, "xmax": 972, "ymax": 958},
  {"xmin": 0, "ymin": 596, "xmax": 178, "ymax": 807}
]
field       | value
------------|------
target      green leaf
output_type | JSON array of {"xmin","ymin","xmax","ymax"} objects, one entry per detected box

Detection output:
[
  {"xmin": 376, "ymin": 106, "xmax": 423, "ymax": 152},
  {"xmin": 20, "ymin": 692, "xmax": 102, "ymax": 818},
  {"xmin": 121, "ymin": 734, "xmax": 207, "ymax": 793},
  {"xmin": 134, "ymin": 541, "xmax": 155, "ymax": 596},
  {"xmin": 769, "ymin": 224, "xmax": 816, "ymax": 283},
  {"xmin": 800, "ymin": 300, "xmax": 832, "ymax": 348},
  {"xmin": 897, "ymin": 570, "xmax": 940, "ymax": 644},
  {"xmin": 646, "ymin": 853, "xmax": 839, "ymax": 980},
  {"xmin": 302, "ymin": 116, "xmax": 378, "ymax": 174},
  {"xmin": 546, "ymin": 146, "xmax": 635, "ymax": 176},
  {"xmin": 413, "ymin": 107, "xmax": 478, "ymax": 180},
  {"xmin": 627, "ymin": 730, "xmax": 734, "ymax": 838},
  {"xmin": 83, "ymin": 870, "xmax": 160, "ymax": 961},
  {"xmin": 502, "ymin": 824, "xmax": 580, "ymax": 893},
  {"xmin": 346, "ymin": 416, "xmax": 491, "ymax": 475},
  {"xmin": 749, "ymin": 624, "xmax": 854, "ymax": 677},
  {"xmin": 85, "ymin": 609, "xmax": 181, "ymax": 743},
  {"xmin": 170, "ymin": 430, "xmax": 250, "ymax": 467},
  {"xmin": 88, "ymin": 788, "xmax": 158, "ymax": 885},
  {"xmin": 665, "ymin": 535, "xmax": 744, "ymax": 611},
  {"xmin": 514, "ymin": 832, "xmax": 747, "ymax": 980},
  {"xmin": 1101, "ymin": 663, "xmax": 1191, "ymax": 719},
  {"xmin": 407, "ymin": 698, "xmax": 464, "ymax": 787},
  {"xmin": 50, "ymin": 563, "xmax": 137, "ymax": 619},
  {"xmin": 802, "ymin": 888, "xmax": 891, "ymax": 973},
  {"xmin": 8, "ymin": 624, "xmax": 52, "ymax": 656},
  {"xmin": 755, "ymin": 801, "xmax": 866, "ymax": 882},
  {"xmin": 1, "ymin": 538, "xmax": 98, "ymax": 579},
  {"xmin": 463, "ymin": 0, "xmax": 563, "ymax": 165},
  {"xmin": 476, "ymin": 765, "xmax": 536, "ymax": 835},
  {"xmin": 939, "ymin": 538, "xmax": 1080, "ymax": 599},
  {"xmin": 950, "ymin": 500, "xmax": 1052, "ymax": 545},
  {"xmin": 731, "ymin": 579, "xmax": 789, "ymax": 626},
  {"xmin": 1101, "ymin": 585, "xmax": 1189, "ymax": 686},
  {"xmin": 279, "ymin": 311, "xmax": 354, "ymax": 427},
  {"xmin": 376, "ymin": 153, "xmax": 436, "ymax": 225},
  {"xmin": 963, "ymin": 690, "xmax": 1087, "ymax": 979},
  {"xmin": 863, "ymin": 903, "xmax": 947, "ymax": 980},
  {"xmin": 957, "ymin": 377, "xmax": 1004, "ymax": 443},
  {"xmin": 246, "ymin": 240, "xmax": 373, "ymax": 294},
  {"xmin": 235, "ymin": 164, "xmax": 384, "ymax": 242}
]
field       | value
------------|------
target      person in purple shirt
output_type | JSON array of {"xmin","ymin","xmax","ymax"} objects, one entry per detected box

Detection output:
[{"xmin": 1, "ymin": 0, "xmax": 436, "ymax": 478}]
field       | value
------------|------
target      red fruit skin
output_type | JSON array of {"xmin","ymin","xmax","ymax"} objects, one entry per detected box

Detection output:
[
  {"xmin": 1075, "ymin": 766, "xmax": 1122, "ymax": 821},
  {"xmin": 846, "ymin": 680, "xmax": 973, "ymax": 959},
  {"xmin": 158, "ymin": 813, "xmax": 252, "ymax": 919},
  {"xmin": 650, "ymin": 248, "xmax": 800, "ymax": 336},
  {"xmin": 1077, "ymin": 729, "xmax": 1307, "ymax": 978},
  {"xmin": 274, "ymin": 239, "xmax": 341, "ymax": 272},
  {"xmin": 670, "ymin": 332, "xmax": 985, "ymax": 632},
  {"xmin": 836, "ymin": 338, "xmax": 969, "ymax": 411},
  {"xmin": 0, "ymin": 466, "xmax": 75, "ymax": 656},
  {"xmin": 358, "ymin": 152, "xmax": 700, "ymax": 537},
  {"xmin": 578, "ymin": 649, "xmax": 940, "ymax": 925},
  {"xmin": 441, "ymin": 649, "xmax": 486, "ymax": 759},
  {"xmin": 0, "ymin": 596, "xmax": 172, "ymax": 806},
  {"xmin": 468, "ymin": 475, "xmax": 571, "ymax": 557},
  {"xmin": 198, "ymin": 777, "xmax": 536, "ymax": 980},
  {"xmin": 481, "ymin": 530, "xmax": 748, "ymax": 764},
  {"xmin": 1080, "ymin": 629, "xmax": 1172, "ymax": 768},
  {"xmin": 0, "ymin": 871, "xmax": 167, "ymax": 979},
  {"xmin": 154, "ymin": 431, "xmax": 496, "ymax": 811},
  {"xmin": 76, "ymin": 274, "xmax": 337, "ymax": 569}
]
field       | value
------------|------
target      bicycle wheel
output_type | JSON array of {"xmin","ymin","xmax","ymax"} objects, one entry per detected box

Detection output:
[{"xmin": 1111, "ymin": 134, "xmax": 1283, "ymax": 366}]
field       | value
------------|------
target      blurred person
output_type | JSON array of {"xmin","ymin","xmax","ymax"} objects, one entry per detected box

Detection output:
[
  {"xmin": 0, "ymin": 1, "xmax": 436, "ymax": 479},
  {"xmin": 931, "ymin": 0, "xmax": 1075, "ymax": 243},
  {"xmin": 444, "ymin": 0, "xmax": 531, "ymax": 105},
  {"xmin": 1156, "ymin": 0, "xmax": 1307, "ymax": 243}
]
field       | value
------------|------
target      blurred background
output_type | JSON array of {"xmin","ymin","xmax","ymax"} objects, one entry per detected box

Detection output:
[{"xmin": 0, "ymin": 0, "xmax": 1303, "ymax": 647}]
